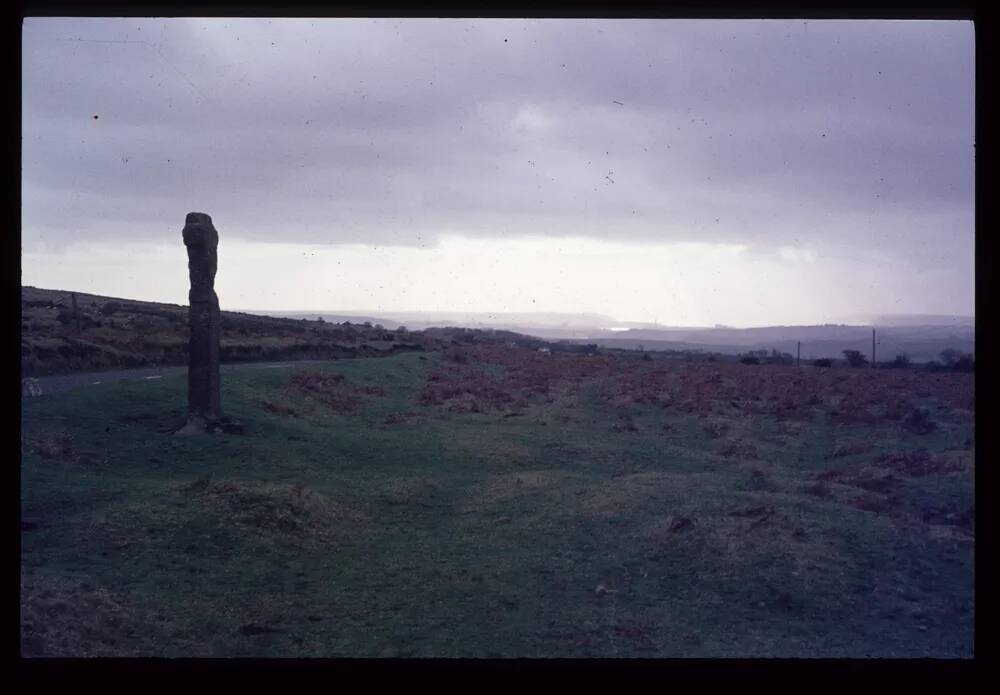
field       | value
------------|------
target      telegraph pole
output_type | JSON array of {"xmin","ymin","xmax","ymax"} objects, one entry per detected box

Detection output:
[
  {"xmin": 872, "ymin": 328, "xmax": 876, "ymax": 368},
  {"xmin": 797, "ymin": 341, "xmax": 801, "ymax": 367}
]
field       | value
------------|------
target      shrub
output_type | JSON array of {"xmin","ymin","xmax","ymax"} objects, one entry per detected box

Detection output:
[
  {"xmin": 813, "ymin": 358, "xmax": 833, "ymax": 368},
  {"xmin": 952, "ymin": 355, "xmax": 975, "ymax": 373},
  {"xmin": 741, "ymin": 356, "xmax": 760, "ymax": 365},
  {"xmin": 98, "ymin": 302, "xmax": 121, "ymax": 316},
  {"xmin": 902, "ymin": 409, "xmax": 937, "ymax": 435},
  {"xmin": 842, "ymin": 350, "xmax": 868, "ymax": 368}
]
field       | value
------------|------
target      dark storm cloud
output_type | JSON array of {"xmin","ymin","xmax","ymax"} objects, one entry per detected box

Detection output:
[{"xmin": 22, "ymin": 18, "xmax": 973, "ymax": 262}]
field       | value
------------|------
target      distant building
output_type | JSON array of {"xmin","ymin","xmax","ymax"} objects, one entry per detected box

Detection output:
[{"xmin": 538, "ymin": 347, "xmax": 551, "ymax": 354}]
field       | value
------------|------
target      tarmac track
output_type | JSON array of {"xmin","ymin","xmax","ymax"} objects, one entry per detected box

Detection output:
[{"xmin": 24, "ymin": 360, "xmax": 333, "ymax": 396}]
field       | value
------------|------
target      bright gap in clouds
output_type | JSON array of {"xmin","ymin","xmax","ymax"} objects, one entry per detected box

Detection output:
[{"xmin": 20, "ymin": 234, "xmax": 946, "ymax": 327}]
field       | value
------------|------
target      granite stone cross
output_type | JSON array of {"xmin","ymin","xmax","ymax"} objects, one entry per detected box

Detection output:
[{"xmin": 179, "ymin": 212, "xmax": 222, "ymax": 433}]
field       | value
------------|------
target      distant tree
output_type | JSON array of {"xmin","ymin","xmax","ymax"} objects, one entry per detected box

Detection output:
[
  {"xmin": 888, "ymin": 354, "xmax": 911, "ymax": 369},
  {"xmin": 940, "ymin": 348, "xmax": 962, "ymax": 367},
  {"xmin": 843, "ymin": 350, "xmax": 868, "ymax": 368},
  {"xmin": 813, "ymin": 358, "xmax": 833, "ymax": 368}
]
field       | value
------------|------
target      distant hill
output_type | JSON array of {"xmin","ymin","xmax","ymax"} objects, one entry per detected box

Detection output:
[
  {"xmin": 859, "ymin": 314, "xmax": 974, "ymax": 328},
  {"xmin": 252, "ymin": 311, "xmax": 405, "ymax": 330},
  {"xmin": 253, "ymin": 309, "xmax": 619, "ymax": 333},
  {"xmin": 246, "ymin": 311, "xmax": 974, "ymax": 363},
  {"xmin": 20, "ymin": 287, "xmax": 434, "ymax": 376},
  {"xmin": 567, "ymin": 324, "xmax": 974, "ymax": 363},
  {"xmin": 20, "ymin": 287, "xmax": 575, "ymax": 376},
  {"xmin": 23, "ymin": 287, "xmax": 975, "ymax": 373}
]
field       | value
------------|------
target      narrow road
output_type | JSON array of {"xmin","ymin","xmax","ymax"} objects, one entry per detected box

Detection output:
[{"xmin": 26, "ymin": 360, "xmax": 333, "ymax": 396}]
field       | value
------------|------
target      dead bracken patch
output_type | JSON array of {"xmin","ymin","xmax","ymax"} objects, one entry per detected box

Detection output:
[
  {"xmin": 577, "ymin": 471, "xmax": 732, "ymax": 522},
  {"xmin": 612, "ymin": 415, "xmax": 640, "ymax": 433},
  {"xmin": 380, "ymin": 477, "xmax": 441, "ymax": 506},
  {"xmin": 729, "ymin": 505, "xmax": 775, "ymax": 518},
  {"xmin": 719, "ymin": 441, "xmax": 759, "ymax": 459},
  {"xmin": 640, "ymin": 513, "xmax": 702, "ymax": 544},
  {"xmin": 850, "ymin": 493, "xmax": 898, "ymax": 515},
  {"xmin": 702, "ymin": 420, "xmax": 729, "ymax": 439},
  {"xmin": 182, "ymin": 478, "xmax": 362, "ymax": 543},
  {"xmin": 418, "ymin": 344, "xmax": 615, "ymax": 413},
  {"xmin": 875, "ymin": 449, "xmax": 964, "ymax": 477},
  {"xmin": 462, "ymin": 470, "xmax": 566, "ymax": 511},
  {"xmin": 383, "ymin": 411, "xmax": 421, "ymax": 425},
  {"xmin": 21, "ymin": 432, "xmax": 104, "ymax": 467},
  {"xmin": 250, "ymin": 397, "xmax": 299, "ymax": 417},
  {"xmin": 800, "ymin": 481, "xmax": 832, "ymax": 498},
  {"xmin": 850, "ymin": 469, "xmax": 898, "ymax": 494},
  {"xmin": 921, "ymin": 505, "xmax": 974, "ymax": 534},
  {"xmin": 829, "ymin": 440, "xmax": 875, "ymax": 458},
  {"xmin": 289, "ymin": 370, "xmax": 384, "ymax": 413},
  {"xmin": 610, "ymin": 619, "xmax": 658, "ymax": 651},
  {"xmin": 21, "ymin": 571, "xmax": 160, "ymax": 657},
  {"xmin": 22, "ymin": 432, "xmax": 77, "ymax": 460},
  {"xmin": 902, "ymin": 408, "xmax": 937, "ymax": 435}
]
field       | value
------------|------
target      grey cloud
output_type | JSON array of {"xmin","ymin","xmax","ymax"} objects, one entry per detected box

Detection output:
[{"xmin": 22, "ymin": 18, "xmax": 973, "ymax": 267}]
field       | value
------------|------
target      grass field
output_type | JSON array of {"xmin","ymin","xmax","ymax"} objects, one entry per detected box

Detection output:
[{"xmin": 20, "ymin": 348, "xmax": 974, "ymax": 657}]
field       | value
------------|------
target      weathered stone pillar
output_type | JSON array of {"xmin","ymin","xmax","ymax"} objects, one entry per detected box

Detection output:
[{"xmin": 179, "ymin": 212, "xmax": 222, "ymax": 433}]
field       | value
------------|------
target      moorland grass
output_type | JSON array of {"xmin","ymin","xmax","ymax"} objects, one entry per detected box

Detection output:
[{"xmin": 21, "ymin": 351, "xmax": 974, "ymax": 657}]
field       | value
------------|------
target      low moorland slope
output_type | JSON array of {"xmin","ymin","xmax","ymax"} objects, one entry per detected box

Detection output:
[{"xmin": 21, "ymin": 347, "xmax": 974, "ymax": 657}]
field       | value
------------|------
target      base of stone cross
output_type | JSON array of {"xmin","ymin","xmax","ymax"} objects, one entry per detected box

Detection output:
[{"xmin": 174, "ymin": 414, "xmax": 245, "ymax": 436}]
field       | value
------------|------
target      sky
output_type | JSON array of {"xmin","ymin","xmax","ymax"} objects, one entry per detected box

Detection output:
[{"xmin": 21, "ymin": 18, "xmax": 975, "ymax": 327}]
